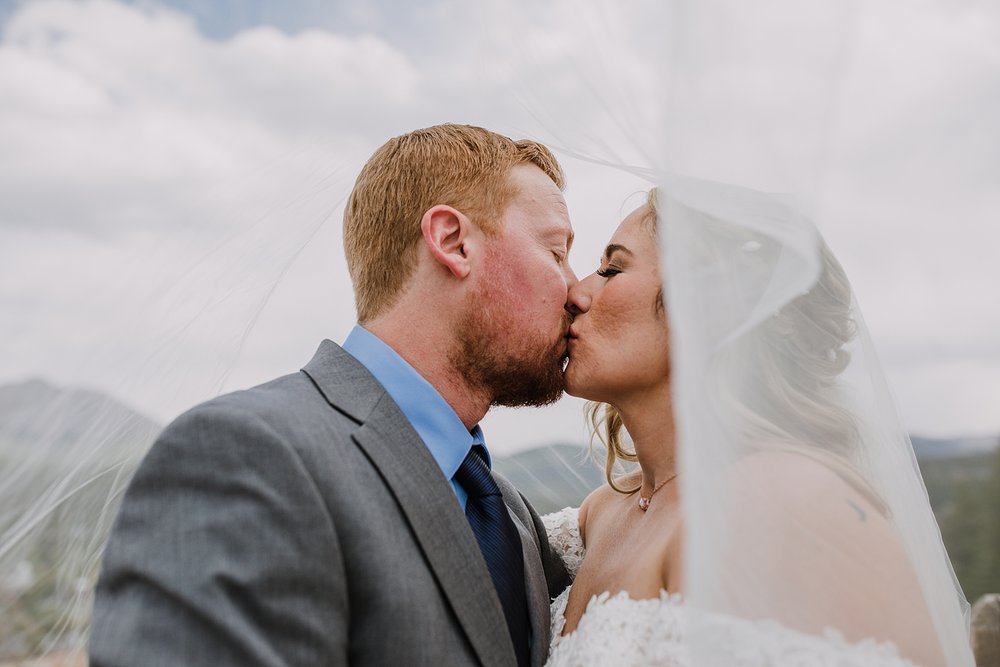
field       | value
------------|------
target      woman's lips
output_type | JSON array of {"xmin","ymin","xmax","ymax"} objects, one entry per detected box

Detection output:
[{"xmin": 566, "ymin": 327, "xmax": 579, "ymax": 351}]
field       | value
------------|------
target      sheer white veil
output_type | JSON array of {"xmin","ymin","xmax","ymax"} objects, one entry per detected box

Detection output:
[
  {"xmin": 1, "ymin": 0, "xmax": 984, "ymax": 664},
  {"xmin": 661, "ymin": 178, "xmax": 972, "ymax": 665},
  {"xmin": 649, "ymin": 3, "xmax": 972, "ymax": 664}
]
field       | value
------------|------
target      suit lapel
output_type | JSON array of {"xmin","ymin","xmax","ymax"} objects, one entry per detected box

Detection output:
[
  {"xmin": 303, "ymin": 341, "xmax": 515, "ymax": 667},
  {"xmin": 301, "ymin": 340, "xmax": 385, "ymax": 424},
  {"xmin": 352, "ymin": 401, "xmax": 516, "ymax": 667},
  {"xmin": 498, "ymin": 487, "xmax": 552, "ymax": 667}
]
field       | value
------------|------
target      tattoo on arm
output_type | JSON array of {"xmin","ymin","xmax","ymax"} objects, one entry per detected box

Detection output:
[{"xmin": 846, "ymin": 498, "xmax": 867, "ymax": 522}]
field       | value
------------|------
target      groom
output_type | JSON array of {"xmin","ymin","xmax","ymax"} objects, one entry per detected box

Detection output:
[{"xmin": 89, "ymin": 124, "xmax": 575, "ymax": 667}]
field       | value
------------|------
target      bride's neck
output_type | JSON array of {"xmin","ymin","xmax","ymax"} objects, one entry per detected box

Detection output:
[{"xmin": 615, "ymin": 386, "xmax": 677, "ymax": 496}]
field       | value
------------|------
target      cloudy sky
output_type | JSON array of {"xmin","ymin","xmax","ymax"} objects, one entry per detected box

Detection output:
[{"xmin": 1, "ymin": 0, "xmax": 997, "ymax": 454}]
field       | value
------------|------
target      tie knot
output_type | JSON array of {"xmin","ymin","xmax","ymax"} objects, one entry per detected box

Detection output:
[{"xmin": 454, "ymin": 446, "xmax": 501, "ymax": 499}]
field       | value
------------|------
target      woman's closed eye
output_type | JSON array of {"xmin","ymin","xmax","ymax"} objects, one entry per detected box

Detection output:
[
  {"xmin": 596, "ymin": 265, "xmax": 622, "ymax": 278},
  {"xmin": 597, "ymin": 245, "xmax": 631, "ymax": 278}
]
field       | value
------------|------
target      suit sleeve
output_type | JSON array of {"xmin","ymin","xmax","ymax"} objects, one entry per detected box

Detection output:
[{"xmin": 89, "ymin": 404, "xmax": 348, "ymax": 667}]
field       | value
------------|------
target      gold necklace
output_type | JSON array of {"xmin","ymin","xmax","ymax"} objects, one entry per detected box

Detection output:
[{"xmin": 637, "ymin": 473, "xmax": 678, "ymax": 512}]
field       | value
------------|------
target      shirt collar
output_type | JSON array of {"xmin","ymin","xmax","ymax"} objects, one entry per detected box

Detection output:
[{"xmin": 342, "ymin": 325, "xmax": 489, "ymax": 478}]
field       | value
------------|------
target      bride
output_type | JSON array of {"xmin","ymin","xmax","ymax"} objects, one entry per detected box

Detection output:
[{"xmin": 541, "ymin": 188, "xmax": 969, "ymax": 666}]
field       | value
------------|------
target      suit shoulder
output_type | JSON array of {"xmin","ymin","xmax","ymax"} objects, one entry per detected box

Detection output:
[
  {"xmin": 147, "ymin": 372, "xmax": 316, "ymax": 461},
  {"xmin": 194, "ymin": 371, "xmax": 316, "ymax": 416},
  {"xmin": 165, "ymin": 371, "xmax": 328, "ymax": 434}
]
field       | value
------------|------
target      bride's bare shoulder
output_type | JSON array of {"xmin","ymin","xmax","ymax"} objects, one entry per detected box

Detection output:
[
  {"xmin": 579, "ymin": 472, "xmax": 638, "ymax": 543},
  {"xmin": 715, "ymin": 448, "xmax": 943, "ymax": 664},
  {"xmin": 720, "ymin": 447, "xmax": 887, "ymax": 523},
  {"xmin": 717, "ymin": 446, "xmax": 915, "ymax": 595},
  {"xmin": 581, "ymin": 472, "xmax": 637, "ymax": 514}
]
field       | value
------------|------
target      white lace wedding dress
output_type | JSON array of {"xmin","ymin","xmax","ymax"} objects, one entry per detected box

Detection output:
[{"xmin": 542, "ymin": 507, "xmax": 921, "ymax": 667}]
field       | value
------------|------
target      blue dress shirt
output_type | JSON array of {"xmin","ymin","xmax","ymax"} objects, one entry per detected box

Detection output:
[{"xmin": 342, "ymin": 325, "xmax": 489, "ymax": 510}]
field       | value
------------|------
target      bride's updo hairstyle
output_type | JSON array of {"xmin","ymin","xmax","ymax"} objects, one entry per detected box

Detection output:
[
  {"xmin": 726, "ymin": 242, "xmax": 859, "ymax": 456},
  {"xmin": 343, "ymin": 123, "xmax": 564, "ymax": 323},
  {"xmin": 589, "ymin": 189, "xmax": 860, "ymax": 495}
]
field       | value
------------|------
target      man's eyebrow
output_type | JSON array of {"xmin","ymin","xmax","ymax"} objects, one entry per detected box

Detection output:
[{"xmin": 604, "ymin": 243, "xmax": 633, "ymax": 259}]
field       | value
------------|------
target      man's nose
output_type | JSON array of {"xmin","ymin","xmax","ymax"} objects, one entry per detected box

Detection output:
[{"xmin": 565, "ymin": 273, "xmax": 592, "ymax": 316}]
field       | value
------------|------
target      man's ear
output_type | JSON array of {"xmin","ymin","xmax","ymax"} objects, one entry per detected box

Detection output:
[{"xmin": 421, "ymin": 204, "xmax": 474, "ymax": 279}]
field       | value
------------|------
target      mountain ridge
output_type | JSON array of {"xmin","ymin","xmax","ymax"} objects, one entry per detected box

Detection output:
[{"xmin": 1, "ymin": 377, "xmax": 995, "ymax": 504}]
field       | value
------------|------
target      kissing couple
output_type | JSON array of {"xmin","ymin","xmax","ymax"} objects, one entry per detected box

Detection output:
[{"xmin": 88, "ymin": 124, "xmax": 964, "ymax": 666}]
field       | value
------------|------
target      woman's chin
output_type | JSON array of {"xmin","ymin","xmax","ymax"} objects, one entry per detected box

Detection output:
[{"xmin": 562, "ymin": 365, "xmax": 592, "ymax": 400}]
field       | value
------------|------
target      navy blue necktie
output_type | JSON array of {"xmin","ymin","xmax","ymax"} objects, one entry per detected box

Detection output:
[{"xmin": 455, "ymin": 445, "xmax": 531, "ymax": 667}]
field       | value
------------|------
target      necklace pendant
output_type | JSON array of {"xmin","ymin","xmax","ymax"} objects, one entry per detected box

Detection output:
[{"xmin": 638, "ymin": 496, "xmax": 651, "ymax": 512}]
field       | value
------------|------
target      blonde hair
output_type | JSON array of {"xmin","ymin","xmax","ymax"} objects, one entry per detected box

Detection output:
[
  {"xmin": 343, "ymin": 123, "xmax": 565, "ymax": 323},
  {"xmin": 588, "ymin": 402, "xmax": 639, "ymax": 494}
]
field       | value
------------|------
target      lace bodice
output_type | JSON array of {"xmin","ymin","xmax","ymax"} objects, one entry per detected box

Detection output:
[{"xmin": 541, "ymin": 507, "xmax": 920, "ymax": 667}]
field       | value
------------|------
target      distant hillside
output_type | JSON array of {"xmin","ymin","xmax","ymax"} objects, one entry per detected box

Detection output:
[
  {"xmin": 0, "ymin": 378, "xmax": 162, "ymax": 541},
  {"xmin": 911, "ymin": 435, "xmax": 998, "ymax": 460},
  {"xmin": 0, "ymin": 380, "xmax": 163, "ymax": 659},
  {"xmin": 494, "ymin": 444, "xmax": 605, "ymax": 515},
  {"xmin": 911, "ymin": 437, "xmax": 998, "ymax": 514},
  {"xmin": 0, "ymin": 378, "xmax": 161, "ymax": 462},
  {"xmin": 0, "ymin": 380, "xmax": 602, "ymax": 516},
  {"xmin": 2, "ymin": 378, "xmax": 994, "ymax": 518},
  {"xmin": 498, "ymin": 435, "xmax": 999, "ymax": 516}
]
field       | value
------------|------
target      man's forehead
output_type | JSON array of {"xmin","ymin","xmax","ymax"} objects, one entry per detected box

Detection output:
[
  {"xmin": 506, "ymin": 165, "xmax": 574, "ymax": 238},
  {"xmin": 539, "ymin": 192, "xmax": 573, "ymax": 241},
  {"xmin": 509, "ymin": 163, "xmax": 563, "ymax": 199},
  {"xmin": 545, "ymin": 192, "xmax": 569, "ymax": 212}
]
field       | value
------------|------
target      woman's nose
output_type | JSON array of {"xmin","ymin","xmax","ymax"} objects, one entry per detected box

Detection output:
[{"xmin": 565, "ymin": 274, "xmax": 594, "ymax": 316}]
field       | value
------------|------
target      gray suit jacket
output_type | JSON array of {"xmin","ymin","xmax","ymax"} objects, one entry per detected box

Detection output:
[{"xmin": 90, "ymin": 340, "xmax": 570, "ymax": 667}]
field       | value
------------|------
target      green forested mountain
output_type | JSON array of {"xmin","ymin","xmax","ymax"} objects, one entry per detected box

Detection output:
[{"xmin": 919, "ymin": 445, "xmax": 1000, "ymax": 604}]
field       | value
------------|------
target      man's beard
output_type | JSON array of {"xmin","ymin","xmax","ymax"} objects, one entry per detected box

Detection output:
[{"xmin": 452, "ymin": 303, "xmax": 570, "ymax": 408}]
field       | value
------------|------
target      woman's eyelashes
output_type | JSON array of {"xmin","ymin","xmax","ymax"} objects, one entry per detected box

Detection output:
[{"xmin": 596, "ymin": 264, "xmax": 622, "ymax": 278}]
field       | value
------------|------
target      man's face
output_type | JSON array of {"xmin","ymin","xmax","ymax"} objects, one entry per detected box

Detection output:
[{"xmin": 453, "ymin": 164, "xmax": 577, "ymax": 407}]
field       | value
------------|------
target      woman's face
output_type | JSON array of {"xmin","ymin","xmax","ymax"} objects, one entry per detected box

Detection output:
[{"xmin": 564, "ymin": 204, "xmax": 671, "ymax": 404}]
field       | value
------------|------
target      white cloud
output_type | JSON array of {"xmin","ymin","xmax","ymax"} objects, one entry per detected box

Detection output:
[
  {"xmin": 0, "ymin": 0, "xmax": 420, "ymax": 233},
  {"xmin": 1, "ymin": 0, "xmax": 997, "ymax": 451},
  {"xmin": 816, "ymin": 2, "xmax": 1000, "ymax": 438}
]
